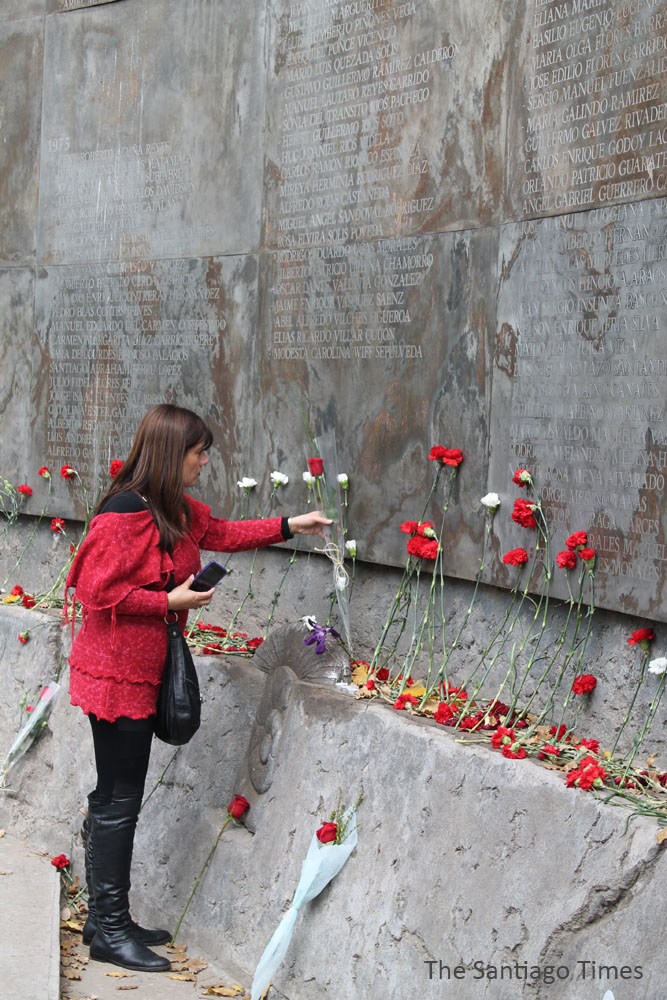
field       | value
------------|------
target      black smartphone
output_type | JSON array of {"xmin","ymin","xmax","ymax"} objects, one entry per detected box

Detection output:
[{"xmin": 190, "ymin": 560, "xmax": 228, "ymax": 592}]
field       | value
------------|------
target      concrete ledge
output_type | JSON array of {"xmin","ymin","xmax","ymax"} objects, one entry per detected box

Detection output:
[{"xmin": 0, "ymin": 835, "xmax": 61, "ymax": 1000}]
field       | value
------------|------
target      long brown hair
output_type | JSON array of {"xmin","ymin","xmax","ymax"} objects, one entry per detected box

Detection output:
[{"xmin": 96, "ymin": 404, "xmax": 213, "ymax": 550}]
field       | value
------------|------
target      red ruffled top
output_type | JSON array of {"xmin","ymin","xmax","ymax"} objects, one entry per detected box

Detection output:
[{"xmin": 65, "ymin": 496, "xmax": 284, "ymax": 721}]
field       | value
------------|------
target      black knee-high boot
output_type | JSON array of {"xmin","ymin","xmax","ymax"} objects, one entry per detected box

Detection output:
[
  {"xmin": 87, "ymin": 795, "xmax": 170, "ymax": 972},
  {"xmin": 83, "ymin": 793, "xmax": 170, "ymax": 947}
]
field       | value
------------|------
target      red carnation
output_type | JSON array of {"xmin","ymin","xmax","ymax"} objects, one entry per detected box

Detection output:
[
  {"xmin": 316, "ymin": 821, "xmax": 338, "ymax": 844},
  {"xmin": 538, "ymin": 744, "xmax": 561, "ymax": 759},
  {"xmin": 428, "ymin": 446, "xmax": 463, "ymax": 467},
  {"xmin": 416, "ymin": 521, "xmax": 436, "ymax": 537},
  {"xmin": 512, "ymin": 468, "xmax": 532, "ymax": 488},
  {"xmin": 628, "ymin": 628, "xmax": 655, "ymax": 646},
  {"xmin": 434, "ymin": 702, "xmax": 458, "ymax": 726},
  {"xmin": 60, "ymin": 465, "xmax": 76, "ymax": 480},
  {"xmin": 22, "ymin": 594, "xmax": 36, "ymax": 609},
  {"xmin": 566, "ymin": 530, "xmax": 587, "ymax": 550},
  {"xmin": 365, "ymin": 678, "xmax": 376, "ymax": 691},
  {"xmin": 491, "ymin": 725, "xmax": 515, "ymax": 749},
  {"xmin": 307, "ymin": 457, "xmax": 324, "ymax": 476},
  {"xmin": 407, "ymin": 535, "xmax": 438, "ymax": 560},
  {"xmin": 578, "ymin": 548, "xmax": 595, "ymax": 562},
  {"xmin": 51, "ymin": 854, "xmax": 70, "ymax": 870},
  {"xmin": 18, "ymin": 632, "xmax": 29, "ymax": 644},
  {"xmin": 227, "ymin": 794, "xmax": 250, "ymax": 819},
  {"xmin": 502, "ymin": 744, "xmax": 526, "ymax": 759},
  {"xmin": 556, "ymin": 550, "xmax": 576, "ymax": 569},
  {"xmin": 400, "ymin": 521, "xmax": 419, "ymax": 535},
  {"xmin": 393, "ymin": 693, "xmax": 419, "ymax": 710},
  {"xmin": 549, "ymin": 724, "xmax": 569, "ymax": 741},
  {"xmin": 512, "ymin": 498, "xmax": 537, "ymax": 528},
  {"xmin": 17, "ymin": 484, "xmax": 32, "ymax": 497},
  {"xmin": 246, "ymin": 637, "xmax": 263, "ymax": 650},
  {"xmin": 566, "ymin": 756, "xmax": 607, "ymax": 791},
  {"xmin": 576, "ymin": 738, "xmax": 599, "ymax": 753},
  {"xmin": 10, "ymin": 585, "xmax": 23, "ymax": 596},
  {"xmin": 572, "ymin": 674, "xmax": 597, "ymax": 695},
  {"xmin": 502, "ymin": 547, "xmax": 528, "ymax": 566},
  {"xmin": 109, "ymin": 459, "xmax": 123, "ymax": 478},
  {"xmin": 375, "ymin": 667, "xmax": 389, "ymax": 682},
  {"xmin": 51, "ymin": 518, "xmax": 65, "ymax": 533},
  {"xmin": 38, "ymin": 466, "xmax": 50, "ymax": 479}
]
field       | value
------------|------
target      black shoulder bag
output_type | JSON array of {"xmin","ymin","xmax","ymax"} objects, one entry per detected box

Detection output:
[{"xmin": 154, "ymin": 612, "xmax": 202, "ymax": 746}]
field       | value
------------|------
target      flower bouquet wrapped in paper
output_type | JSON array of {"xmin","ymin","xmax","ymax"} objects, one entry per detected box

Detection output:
[
  {"xmin": 1, "ymin": 681, "xmax": 59, "ymax": 784},
  {"xmin": 250, "ymin": 794, "xmax": 361, "ymax": 1000}
]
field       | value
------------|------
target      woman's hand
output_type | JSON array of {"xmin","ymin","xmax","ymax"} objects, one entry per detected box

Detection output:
[
  {"xmin": 167, "ymin": 575, "xmax": 215, "ymax": 611},
  {"xmin": 288, "ymin": 510, "xmax": 333, "ymax": 540}
]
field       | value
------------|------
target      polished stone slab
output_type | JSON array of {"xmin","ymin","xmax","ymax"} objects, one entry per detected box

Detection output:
[
  {"xmin": 37, "ymin": 0, "xmax": 266, "ymax": 264},
  {"xmin": 508, "ymin": 0, "xmax": 667, "ymax": 218},
  {"xmin": 0, "ymin": 269, "xmax": 39, "ymax": 488},
  {"xmin": 32, "ymin": 255, "xmax": 259, "ymax": 518},
  {"xmin": 255, "ymin": 227, "xmax": 497, "ymax": 575},
  {"xmin": 0, "ymin": 1, "xmax": 45, "ymax": 20},
  {"xmin": 491, "ymin": 197, "xmax": 667, "ymax": 620},
  {"xmin": 0, "ymin": 18, "xmax": 43, "ymax": 261},
  {"xmin": 262, "ymin": 0, "xmax": 515, "ymax": 251}
]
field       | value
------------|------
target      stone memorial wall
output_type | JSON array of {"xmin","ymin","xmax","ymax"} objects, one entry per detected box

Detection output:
[{"xmin": 2, "ymin": 0, "xmax": 667, "ymax": 619}]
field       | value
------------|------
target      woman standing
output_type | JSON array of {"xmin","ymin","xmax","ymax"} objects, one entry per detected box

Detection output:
[{"xmin": 65, "ymin": 404, "xmax": 330, "ymax": 973}]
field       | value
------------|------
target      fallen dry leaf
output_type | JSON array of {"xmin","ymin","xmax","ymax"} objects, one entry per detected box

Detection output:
[
  {"xmin": 168, "ymin": 972, "xmax": 196, "ymax": 981},
  {"xmin": 61, "ymin": 919, "xmax": 84, "ymax": 932},
  {"xmin": 203, "ymin": 987, "xmax": 246, "ymax": 997},
  {"xmin": 657, "ymin": 827, "xmax": 667, "ymax": 844},
  {"xmin": 355, "ymin": 686, "xmax": 374, "ymax": 699},
  {"xmin": 0, "ymin": 870, "xmax": 13, "ymax": 876},
  {"xmin": 188, "ymin": 956, "xmax": 208, "ymax": 974},
  {"xmin": 61, "ymin": 906, "xmax": 72, "ymax": 921},
  {"xmin": 117, "ymin": 987, "xmax": 138, "ymax": 991},
  {"xmin": 646, "ymin": 753, "xmax": 657, "ymax": 767},
  {"xmin": 62, "ymin": 968, "xmax": 82, "ymax": 980},
  {"xmin": 350, "ymin": 662, "xmax": 367, "ymax": 685},
  {"xmin": 105, "ymin": 970, "xmax": 135, "ymax": 978},
  {"xmin": 405, "ymin": 684, "xmax": 426, "ymax": 698},
  {"xmin": 0, "ymin": 828, "xmax": 5, "ymax": 837},
  {"xmin": 167, "ymin": 942, "xmax": 188, "ymax": 953}
]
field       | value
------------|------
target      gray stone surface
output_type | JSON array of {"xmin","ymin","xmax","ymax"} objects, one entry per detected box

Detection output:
[
  {"xmin": 492, "ymin": 197, "xmax": 667, "ymax": 618},
  {"xmin": 0, "ymin": 3, "xmax": 45, "ymax": 24},
  {"xmin": 0, "ymin": 16, "xmax": 43, "ymax": 261},
  {"xmin": 37, "ymin": 0, "xmax": 266, "ymax": 264},
  {"xmin": 509, "ymin": 0, "xmax": 667, "ymax": 219},
  {"xmin": 1, "ymin": 605, "xmax": 665, "ymax": 1000}
]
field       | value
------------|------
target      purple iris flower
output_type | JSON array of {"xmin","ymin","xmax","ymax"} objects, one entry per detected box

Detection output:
[{"xmin": 303, "ymin": 621, "xmax": 341, "ymax": 654}]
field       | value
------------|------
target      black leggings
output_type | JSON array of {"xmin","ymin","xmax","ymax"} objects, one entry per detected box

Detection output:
[{"xmin": 89, "ymin": 715, "xmax": 154, "ymax": 804}]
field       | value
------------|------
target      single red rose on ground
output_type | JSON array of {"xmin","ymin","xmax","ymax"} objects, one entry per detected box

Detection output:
[
  {"xmin": 38, "ymin": 466, "xmax": 50, "ymax": 478},
  {"xmin": 10, "ymin": 585, "xmax": 24, "ymax": 596},
  {"xmin": 109, "ymin": 459, "xmax": 123, "ymax": 478},
  {"xmin": 502, "ymin": 547, "xmax": 528, "ymax": 566},
  {"xmin": 17, "ymin": 485, "xmax": 32, "ymax": 496},
  {"xmin": 566, "ymin": 530, "xmax": 587, "ymax": 550},
  {"xmin": 556, "ymin": 550, "xmax": 577, "ymax": 569},
  {"xmin": 511, "ymin": 498, "xmax": 537, "ymax": 528},
  {"xmin": 51, "ymin": 518, "xmax": 65, "ymax": 533},
  {"xmin": 51, "ymin": 854, "xmax": 70, "ymax": 869},
  {"xmin": 60, "ymin": 465, "xmax": 76, "ymax": 480},
  {"xmin": 307, "ymin": 457, "xmax": 324, "ymax": 476},
  {"xmin": 316, "ymin": 821, "xmax": 338, "ymax": 844},
  {"xmin": 578, "ymin": 547, "xmax": 595, "ymax": 562},
  {"xmin": 628, "ymin": 628, "xmax": 655, "ymax": 645},
  {"xmin": 512, "ymin": 468, "xmax": 532, "ymax": 487},
  {"xmin": 572, "ymin": 674, "xmax": 597, "ymax": 695},
  {"xmin": 227, "ymin": 794, "xmax": 250, "ymax": 819},
  {"xmin": 22, "ymin": 594, "xmax": 36, "ymax": 609},
  {"xmin": 491, "ymin": 725, "xmax": 515, "ymax": 749},
  {"xmin": 407, "ymin": 535, "xmax": 438, "ymax": 560}
]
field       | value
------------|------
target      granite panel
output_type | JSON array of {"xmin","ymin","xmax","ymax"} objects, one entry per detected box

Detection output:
[
  {"xmin": 490, "ymin": 197, "xmax": 667, "ymax": 619},
  {"xmin": 508, "ymin": 0, "xmax": 667, "ymax": 218},
  {"xmin": 37, "ymin": 0, "xmax": 266, "ymax": 264},
  {"xmin": 0, "ymin": 18, "xmax": 43, "ymax": 261},
  {"xmin": 32, "ymin": 255, "xmax": 259, "ymax": 518},
  {"xmin": 263, "ymin": 0, "xmax": 515, "ymax": 251},
  {"xmin": 0, "ymin": 2, "xmax": 45, "ymax": 21},
  {"xmin": 47, "ymin": 0, "xmax": 123, "ymax": 11},
  {"xmin": 0, "ymin": 269, "xmax": 40, "ymax": 488},
  {"xmin": 255, "ymin": 227, "xmax": 498, "ymax": 575}
]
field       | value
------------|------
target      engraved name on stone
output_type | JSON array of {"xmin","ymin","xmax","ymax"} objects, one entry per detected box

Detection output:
[{"xmin": 521, "ymin": 0, "xmax": 667, "ymax": 215}]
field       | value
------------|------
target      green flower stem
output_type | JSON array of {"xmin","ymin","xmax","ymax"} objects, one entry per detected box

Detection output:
[
  {"xmin": 226, "ymin": 488, "xmax": 277, "ymax": 640},
  {"xmin": 547, "ymin": 574, "xmax": 597, "ymax": 738},
  {"xmin": 370, "ymin": 563, "xmax": 414, "ymax": 673},
  {"xmin": 619, "ymin": 665, "xmax": 666, "ymax": 782},
  {"xmin": 171, "ymin": 813, "xmax": 233, "ymax": 944},
  {"xmin": 610, "ymin": 647, "xmax": 649, "ymax": 759},
  {"xmin": 141, "ymin": 747, "xmax": 181, "ymax": 810},
  {"xmin": 263, "ymin": 542, "xmax": 300, "ymax": 639}
]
